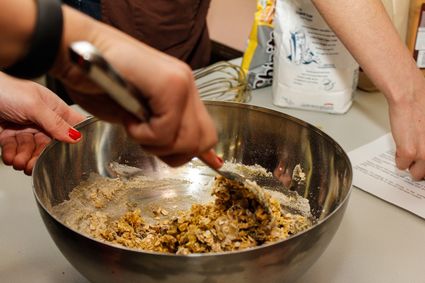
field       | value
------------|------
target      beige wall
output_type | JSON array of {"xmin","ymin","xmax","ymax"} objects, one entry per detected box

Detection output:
[
  {"xmin": 381, "ymin": 0, "xmax": 410, "ymax": 41},
  {"xmin": 207, "ymin": 0, "xmax": 409, "ymax": 51},
  {"xmin": 207, "ymin": 0, "xmax": 257, "ymax": 51}
]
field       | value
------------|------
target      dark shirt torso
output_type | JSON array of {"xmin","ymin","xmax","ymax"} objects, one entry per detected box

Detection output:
[
  {"xmin": 52, "ymin": 0, "xmax": 211, "ymax": 104},
  {"xmin": 64, "ymin": 0, "xmax": 211, "ymax": 68}
]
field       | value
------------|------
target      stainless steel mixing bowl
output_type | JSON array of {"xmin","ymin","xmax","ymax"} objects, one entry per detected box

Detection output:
[{"xmin": 33, "ymin": 101, "xmax": 352, "ymax": 283}]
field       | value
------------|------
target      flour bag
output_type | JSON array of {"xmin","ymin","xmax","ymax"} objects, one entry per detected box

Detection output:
[{"xmin": 273, "ymin": 0, "xmax": 359, "ymax": 113}]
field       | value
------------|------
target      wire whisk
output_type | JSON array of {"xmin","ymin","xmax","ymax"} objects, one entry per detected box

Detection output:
[{"xmin": 194, "ymin": 61, "xmax": 251, "ymax": 103}]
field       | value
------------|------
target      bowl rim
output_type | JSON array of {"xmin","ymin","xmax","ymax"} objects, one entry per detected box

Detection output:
[{"xmin": 32, "ymin": 101, "xmax": 353, "ymax": 258}]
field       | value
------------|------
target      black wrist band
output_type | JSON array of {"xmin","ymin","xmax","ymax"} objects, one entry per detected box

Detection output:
[{"xmin": 3, "ymin": 0, "xmax": 63, "ymax": 79}]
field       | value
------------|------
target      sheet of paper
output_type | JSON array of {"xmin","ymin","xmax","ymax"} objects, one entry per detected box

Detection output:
[{"xmin": 348, "ymin": 133, "xmax": 425, "ymax": 219}]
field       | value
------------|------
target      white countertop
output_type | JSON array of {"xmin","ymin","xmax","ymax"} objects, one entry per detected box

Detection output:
[{"xmin": 1, "ymin": 87, "xmax": 424, "ymax": 283}]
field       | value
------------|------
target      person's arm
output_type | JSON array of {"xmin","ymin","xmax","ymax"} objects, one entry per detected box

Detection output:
[
  {"xmin": 0, "ymin": 0, "xmax": 36, "ymax": 66},
  {"xmin": 312, "ymin": 0, "xmax": 425, "ymax": 180},
  {"xmin": 0, "ymin": 2, "xmax": 221, "ymax": 169}
]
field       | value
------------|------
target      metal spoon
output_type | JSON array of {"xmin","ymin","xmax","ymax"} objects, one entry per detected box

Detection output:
[{"xmin": 68, "ymin": 41, "xmax": 273, "ymax": 212}]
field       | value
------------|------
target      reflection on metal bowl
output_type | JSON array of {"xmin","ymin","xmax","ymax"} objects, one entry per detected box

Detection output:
[{"xmin": 32, "ymin": 101, "xmax": 352, "ymax": 283}]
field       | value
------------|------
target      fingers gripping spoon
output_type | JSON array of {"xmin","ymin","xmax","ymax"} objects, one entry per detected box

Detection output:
[{"xmin": 69, "ymin": 41, "xmax": 273, "ymax": 213}]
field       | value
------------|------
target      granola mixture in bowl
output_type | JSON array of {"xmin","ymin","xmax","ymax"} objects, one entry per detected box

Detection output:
[
  {"xmin": 52, "ymin": 163, "xmax": 313, "ymax": 254},
  {"xmin": 33, "ymin": 104, "xmax": 353, "ymax": 283}
]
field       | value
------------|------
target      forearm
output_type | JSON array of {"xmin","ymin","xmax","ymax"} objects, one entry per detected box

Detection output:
[
  {"xmin": 312, "ymin": 0, "xmax": 424, "ymax": 106},
  {"xmin": 53, "ymin": 5, "xmax": 174, "ymax": 96},
  {"xmin": 0, "ymin": 2, "xmax": 103, "ymax": 79},
  {"xmin": 49, "ymin": 5, "xmax": 98, "ymax": 78},
  {"xmin": 0, "ymin": 0, "xmax": 36, "ymax": 66}
]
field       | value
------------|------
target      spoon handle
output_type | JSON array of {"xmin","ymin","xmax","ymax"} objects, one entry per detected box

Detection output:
[
  {"xmin": 69, "ymin": 41, "xmax": 222, "ymax": 170},
  {"xmin": 69, "ymin": 41, "xmax": 151, "ymax": 122}
]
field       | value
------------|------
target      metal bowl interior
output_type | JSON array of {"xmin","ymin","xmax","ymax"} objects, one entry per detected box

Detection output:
[{"xmin": 33, "ymin": 101, "xmax": 352, "ymax": 283}]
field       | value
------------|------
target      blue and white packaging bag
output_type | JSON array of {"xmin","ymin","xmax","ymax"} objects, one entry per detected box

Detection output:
[{"xmin": 272, "ymin": 0, "xmax": 359, "ymax": 113}]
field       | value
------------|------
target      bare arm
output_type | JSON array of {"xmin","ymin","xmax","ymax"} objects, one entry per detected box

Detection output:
[
  {"xmin": 0, "ymin": 2, "xmax": 221, "ymax": 169},
  {"xmin": 0, "ymin": 1, "xmax": 36, "ymax": 66},
  {"xmin": 312, "ymin": 0, "xmax": 425, "ymax": 180},
  {"xmin": 312, "ymin": 0, "xmax": 421, "ymax": 102}
]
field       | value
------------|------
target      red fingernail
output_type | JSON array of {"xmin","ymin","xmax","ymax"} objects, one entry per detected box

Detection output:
[
  {"xmin": 68, "ymin": 128, "xmax": 81, "ymax": 140},
  {"xmin": 217, "ymin": 156, "xmax": 224, "ymax": 166}
]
